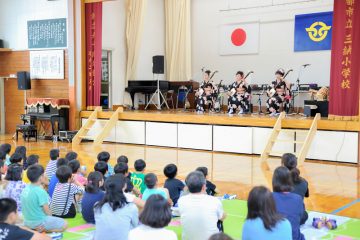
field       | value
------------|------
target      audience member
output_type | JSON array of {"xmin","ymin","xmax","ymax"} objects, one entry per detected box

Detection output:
[
  {"xmin": 0, "ymin": 159, "xmax": 6, "ymax": 198},
  {"xmin": 68, "ymin": 160, "xmax": 87, "ymax": 185},
  {"xmin": 50, "ymin": 166, "xmax": 84, "ymax": 218},
  {"xmin": 129, "ymin": 194, "xmax": 177, "ymax": 240},
  {"xmin": 142, "ymin": 173, "xmax": 171, "ymax": 205},
  {"xmin": 45, "ymin": 149, "xmax": 60, "ymax": 180},
  {"xmin": 0, "ymin": 198, "xmax": 50, "ymax": 240},
  {"xmin": 81, "ymin": 171, "xmax": 104, "ymax": 224},
  {"xmin": 97, "ymin": 151, "xmax": 114, "ymax": 177},
  {"xmin": 48, "ymin": 158, "xmax": 69, "ymax": 198},
  {"xmin": 94, "ymin": 174, "xmax": 139, "ymax": 240},
  {"xmin": 196, "ymin": 167, "xmax": 217, "ymax": 196},
  {"xmin": 114, "ymin": 162, "xmax": 135, "ymax": 193},
  {"xmin": 14, "ymin": 146, "xmax": 27, "ymax": 168},
  {"xmin": 65, "ymin": 151, "xmax": 78, "ymax": 161},
  {"xmin": 272, "ymin": 166, "xmax": 304, "ymax": 240},
  {"xmin": 178, "ymin": 171, "xmax": 226, "ymax": 240},
  {"xmin": 21, "ymin": 164, "xmax": 67, "ymax": 232},
  {"xmin": 0, "ymin": 143, "xmax": 12, "ymax": 166},
  {"xmin": 94, "ymin": 161, "xmax": 108, "ymax": 182},
  {"xmin": 282, "ymin": 153, "xmax": 309, "ymax": 224},
  {"xmin": 4, "ymin": 164, "xmax": 26, "ymax": 212},
  {"xmin": 22, "ymin": 155, "xmax": 39, "ymax": 184},
  {"xmin": 9, "ymin": 153, "xmax": 23, "ymax": 165},
  {"xmin": 131, "ymin": 159, "xmax": 147, "ymax": 194},
  {"xmin": 163, "ymin": 164, "xmax": 185, "ymax": 206},
  {"xmin": 242, "ymin": 186, "xmax": 291, "ymax": 240}
]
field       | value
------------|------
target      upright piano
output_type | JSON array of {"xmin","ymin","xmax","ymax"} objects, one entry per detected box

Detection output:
[
  {"xmin": 125, "ymin": 80, "xmax": 170, "ymax": 109},
  {"xmin": 25, "ymin": 98, "xmax": 69, "ymax": 135}
]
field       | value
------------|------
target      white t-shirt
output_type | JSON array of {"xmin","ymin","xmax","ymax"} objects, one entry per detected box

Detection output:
[
  {"xmin": 178, "ymin": 193, "xmax": 224, "ymax": 240},
  {"xmin": 128, "ymin": 225, "xmax": 177, "ymax": 240}
]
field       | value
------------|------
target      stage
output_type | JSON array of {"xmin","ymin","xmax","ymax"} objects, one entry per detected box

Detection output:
[
  {"xmin": 79, "ymin": 110, "xmax": 359, "ymax": 164},
  {"xmin": 80, "ymin": 110, "xmax": 360, "ymax": 132}
]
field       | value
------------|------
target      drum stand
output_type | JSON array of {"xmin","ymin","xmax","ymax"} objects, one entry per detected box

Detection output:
[{"xmin": 145, "ymin": 74, "xmax": 169, "ymax": 110}]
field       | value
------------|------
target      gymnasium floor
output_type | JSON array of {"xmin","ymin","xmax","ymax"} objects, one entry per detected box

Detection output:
[{"xmin": 1, "ymin": 134, "xmax": 359, "ymax": 219}]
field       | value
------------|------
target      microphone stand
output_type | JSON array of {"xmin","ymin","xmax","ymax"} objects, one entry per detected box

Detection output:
[{"xmin": 294, "ymin": 65, "xmax": 309, "ymax": 115}]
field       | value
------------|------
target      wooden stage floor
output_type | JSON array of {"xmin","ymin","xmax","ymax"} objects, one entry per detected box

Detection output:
[
  {"xmin": 1, "ymin": 135, "xmax": 359, "ymax": 219},
  {"xmin": 80, "ymin": 109, "xmax": 360, "ymax": 131}
]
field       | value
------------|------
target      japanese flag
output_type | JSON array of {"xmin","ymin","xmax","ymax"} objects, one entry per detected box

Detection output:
[{"xmin": 219, "ymin": 22, "xmax": 260, "ymax": 55}]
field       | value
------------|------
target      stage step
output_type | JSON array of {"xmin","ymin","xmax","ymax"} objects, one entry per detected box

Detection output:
[
  {"xmin": 72, "ymin": 106, "xmax": 123, "ymax": 147},
  {"xmin": 271, "ymin": 139, "xmax": 304, "ymax": 144},
  {"xmin": 277, "ymin": 129, "xmax": 308, "ymax": 133},
  {"xmin": 261, "ymin": 112, "xmax": 320, "ymax": 166},
  {"xmin": 269, "ymin": 151, "xmax": 297, "ymax": 156}
]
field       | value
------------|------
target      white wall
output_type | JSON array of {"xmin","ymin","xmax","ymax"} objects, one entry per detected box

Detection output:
[
  {"xmin": 0, "ymin": 0, "xmax": 68, "ymax": 49},
  {"xmin": 191, "ymin": 0, "xmax": 333, "ymax": 89},
  {"xmin": 102, "ymin": 0, "xmax": 165, "ymax": 106}
]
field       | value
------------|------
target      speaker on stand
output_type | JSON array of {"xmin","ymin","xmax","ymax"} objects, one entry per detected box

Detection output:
[
  {"xmin": 145, "ymin": 56, "xmax": 169, "ymax": 110},
  {"xmin": 17, "ymin": 71, "xmax": 31, "ymax": 114}
]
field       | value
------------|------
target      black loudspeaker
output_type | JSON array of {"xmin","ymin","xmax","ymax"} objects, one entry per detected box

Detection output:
[
  {"xmin": 17, "ymin": 71, "xmax": 31, "ymax": 90},
  {"xmin": 152, "ymin": 55, "xmax": 164, "ymax": 74},
  {"xmin": 0, "ymin": 40, "xmax": 4, "ymax": 48}
]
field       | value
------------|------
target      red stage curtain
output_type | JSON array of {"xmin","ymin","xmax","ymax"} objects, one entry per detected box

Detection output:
[
  {"xmin": 85, "ymin": 2, "xmax": 102, "ymax": 107},
  {"xmin": 329, "ymin": 0, "xmax": 360, "ymax": 120}
]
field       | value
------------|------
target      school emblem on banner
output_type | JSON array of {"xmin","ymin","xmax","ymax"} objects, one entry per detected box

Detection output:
[{"xmin": 294, "ymin": 12, "xmax": 333, "ymax": 52}]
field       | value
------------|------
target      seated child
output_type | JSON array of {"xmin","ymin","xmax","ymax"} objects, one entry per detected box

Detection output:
[
  {"xmin": 0, "ymin": 198, "xmax": 49, "ymax": 240},
  {"xmin": 21, "ymin": 164, "xmax": 67, "ymax": 232},
  {"xmin": 117, "ymin": 155, "xmax": 129, "ymax": 164},
  {"xmin": 68, "ymin": 160, "xmax": 87, "ymax": 186},
  {"xmin": 130, "ymin": 159, "xmax": 147, "ymax": 194},
  {"xmin": 117, "ymin": 155, "xmax": 131, "ymax": 178},
  {"xmin": 45, "ymin": 149, "xmax": 60, "ymax": 180},
  {"xmin": 81, "ymin": 171, "xmax": 104, "ymax": 224},
  {"xmin": 114, "ymin": 162, "xmax": 135, "ymax": 193},
  {"xmin": 4, "ymin": 164, "xmax": 26, "ymax": 212},
  {"xmin": 164, "ymin": 164, "xmax": 185, "ymax": 206},
  {"xmin": 97, "ymin": 151, "xmax": 114, "ymax": 177},
  {"xmin": 50, "ymin": 166, "xmax": 84, "ymax": 218},
  {"xmin": 14, "ymin": 146, "xmax": 27, "ymax": 168},
  {"xmin": 142, "ymin": 173, "xmax": 172, "ymax": 205},
  {"xmin": 94, "ymin": 161, "xmax": 108, "ymax": 181},
  {"xmin": 23, "ymin": 155, "xmax": 39, "ymax": 184},
  {"xmin": 9, "ymin": 153, "xmax": 23, "ymax": 165},
  {"xmin": 0, "ymin": 150, "xmax": 6, "ymax": 177},
  {"xmin": 196, "ymin": 166, "xmax": 217, "ymax": 196},
  {"xmin": 48, "ymin": 158, "xmax": 69, "ymax": 198},
  {"xmin": 0, "ymin": 159, "xmax": 6, "ymax": 198},
  {"xmin": 65, "ymin": 151, "xmax": 78, "ymax": 161},
  {"xmin": 0, "ymin": 143, "xmax": 12, "ymax": 166}
]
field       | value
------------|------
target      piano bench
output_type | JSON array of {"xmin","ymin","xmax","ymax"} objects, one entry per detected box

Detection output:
[{"xmin": 16, "ymin": 125, "xmax": 38, "ymax": 142}]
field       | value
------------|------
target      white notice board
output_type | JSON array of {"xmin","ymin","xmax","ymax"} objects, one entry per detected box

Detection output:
[{"xmin": 30, "ymin": 50, "xmax": 64, "ymax": 79}]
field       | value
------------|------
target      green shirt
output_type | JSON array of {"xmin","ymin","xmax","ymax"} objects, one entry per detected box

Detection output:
[
  {"xmin": 21, "ymin": 184, "xmax": 49, "ymax": 228},
  {"xmin": 130, "ymin": 172, "xmax": 146, "ymax": 194}
]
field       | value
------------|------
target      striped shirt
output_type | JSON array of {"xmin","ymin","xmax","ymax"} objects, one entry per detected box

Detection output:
[
  {"xmin": 45, "ymin": 160, "xmax": 57, "ymax": 179},
  {"xmin": 50, "ymin": 183, "xmax": 84, "ymax": 216}
]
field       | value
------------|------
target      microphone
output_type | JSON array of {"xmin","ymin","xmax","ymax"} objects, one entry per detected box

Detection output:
[
  {"xmin": 302, "ymin": 64, "xmax": 311, "ymax": 67},
  {"xmin": 288, "ymin": 69, "xmax": 293, "ymax": 72}
]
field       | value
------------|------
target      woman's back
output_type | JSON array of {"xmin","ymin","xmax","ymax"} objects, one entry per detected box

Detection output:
[
  {"xmin": 272, "ymin": 192, "xmax": 304, "ymax": 240},
  {"xmin": 242, "ymin": 217, "xmax": 291, "ymax": 240},
  {"xmin": 94, "ymin": 202, "xmax": 139, "ymax": 240}
]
